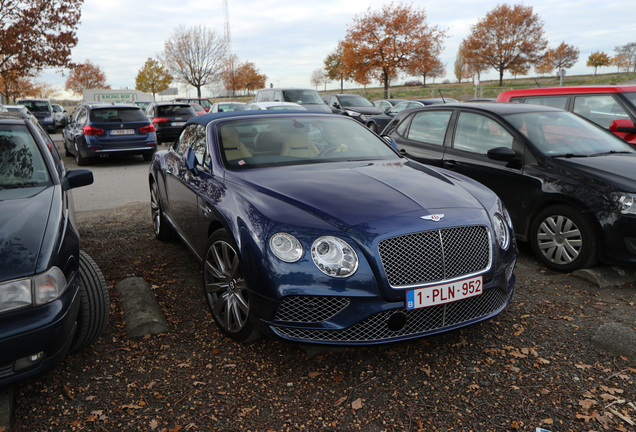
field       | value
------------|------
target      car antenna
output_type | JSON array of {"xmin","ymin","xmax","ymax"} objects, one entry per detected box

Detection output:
[
  {"xmin": 438, "ymin": 89, "xmax": 446, "ymax": 103},
  {"xmin": 533, "ymin": 79, "xmax": 542, "ymax": 88}
]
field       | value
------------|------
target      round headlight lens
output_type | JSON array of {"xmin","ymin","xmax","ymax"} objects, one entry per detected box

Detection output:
[
  {"xmin": 493, "ymin": 214, "xmax": 510, "ymax": 249},
  {"xmin": 269, "ymin": 233, "xmax": 303, "ymax": 262},
  {"xmin": 311, "ymin": 236, "xmax": 359, "ymax": 278}
]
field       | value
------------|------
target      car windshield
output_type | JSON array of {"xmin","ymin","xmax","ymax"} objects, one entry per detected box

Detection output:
[
  {"xmin": 282, "ymin": 90, "xmax": 323, "ymax": 105},
  {"xmin": 191, "ymin": 104, "xmax": 204, "ymax": 111},
  {"xmin": 158, "ymin": 105, "xmax": 196, "ymax": 117},
  {"xmin": 134, "ymin": 102, "xmax": 151, "ymax": 110},
  {"xmin": 90, "ymin": 108, "xmax": 147, "ymax": 122},
  {"xmin": 0, "ymin": 125, "xmax": 51, "ymax": 189},
  {"xmin": 218, "ymin": 103, "xmax": 245, "ymax": 112},
  {"xmin": 504, "ymin": 110, "xmax": 636, "ymax": 157},
  {"xmin": 18, "ymin": 101, "xmax": 50, "ymax": 113},
  {"xmin": 338, "ymin": 95, "xmax": 374, "ymax": 108},
  {"xmin": 267, "ymin": 106, "xmax": 305, "ymax": 111},
  {"xmin": 217, "ymin": 116, "xmax": 398, "ymax": 169},
  {"xmin": 52, "ymin": 105, "xmax": 61, "ymax": 113},
  {"xmin": 197, "ymin": 100, "xmax": 212, "ymax": 108}
]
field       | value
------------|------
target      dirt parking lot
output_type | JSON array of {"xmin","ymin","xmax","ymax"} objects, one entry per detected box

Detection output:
[{"xmin": 8, "ymin": 202, "xmax": 636, "ymax": 431}]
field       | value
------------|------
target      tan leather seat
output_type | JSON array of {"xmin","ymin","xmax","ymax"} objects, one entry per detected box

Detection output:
[
  {"xmin": 221, "ymin": 126, "xmax": 251, "ymax": 161},
  {"xmin": 280, "ymin": 132, "xmax": 319, "ymax": 157}
]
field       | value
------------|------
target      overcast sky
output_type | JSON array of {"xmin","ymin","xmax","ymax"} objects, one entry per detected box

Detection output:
[{"xmin": 41, "ymin": 0, "xmax": 633, "ymax": 99}]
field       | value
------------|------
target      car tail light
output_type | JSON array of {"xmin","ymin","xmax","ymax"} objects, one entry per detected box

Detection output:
[
  {"xmin": 140, "ymin": 124, "xmax": 155, "ymax": 133},
  {"xmin": 152, "ymin": 118, "xmax": 168, "ymax": 123},
  {"xmin": 82, "ymin": 125, "xmax": 104, "ymax": 135}
]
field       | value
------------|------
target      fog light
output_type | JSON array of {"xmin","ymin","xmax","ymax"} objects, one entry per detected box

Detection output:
[{"xmin": 14, "ymin": 351, "xmax": 45, "ymax": 372}]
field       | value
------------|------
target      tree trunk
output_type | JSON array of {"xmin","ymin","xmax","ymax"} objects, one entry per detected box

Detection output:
[
  {"xmin": 383, "ymin": 70, "xmax": 389, "ymax": 99},
  {"xmin": 196, "ymin": 86, "xmax": 202, "ymax": 98},
  {"xmin": 422, "ymin": 72, "xmax": 427, "ymax": 87},
  {"xmin": 498, "ymin": 68, "xmax": 504, "ymax": 87},
  {"xmin": 340, "ymin": 78, "xmax": 343, "ymax": 92}
]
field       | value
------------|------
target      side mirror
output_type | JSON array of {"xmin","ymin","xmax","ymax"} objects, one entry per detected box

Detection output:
[
  {"xmin": 381, "ymin": 135, "xmax": 399, "ymax": 151},
  {"xmin": 487, "ymin": 147, "xmax": 518, "ymax": 162},
  {"xmin": 62, "ymin": 169, "xmax": 93, "ymax": 190},
  {"xmin": 183, "ymin": 145, "xmax": 199, "ymax": 175},
  {"xmin": 384, "ymin": 107, "xmax": 392, "ymax": 114},
  {"xmin": 332, "ymin": 102, "xmax": 340, "ymax": 109},
  {"xmin": 609, "ymin": 119, "xmax": 636, "ymax": 134}
]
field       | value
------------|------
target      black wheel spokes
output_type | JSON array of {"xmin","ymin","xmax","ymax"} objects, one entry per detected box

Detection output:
[{"xmin": 151, "ymin": 186, "xmax": 160, "ymax": 234}]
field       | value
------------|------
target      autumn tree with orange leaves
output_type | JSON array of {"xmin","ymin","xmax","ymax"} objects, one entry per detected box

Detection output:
[
  {"xmin": 0, "ymin": 0, "xmax": 83, "ymax": 102},
  {"xmin": 587, "ymin": 51, "xmax": 611, "ymax": 76},
  {"xmin": 535, "ymin": 42, "xmax": 580, "ymax": 76},
  {"xmin": 340, "ymin": 3, "xmax": 446, "ymax": 98},
  {"xmin": 220, "ymin": 55, "xmax": 266, "ymax": 96},
  {"xmin": 65, "ymin": 60, "xmax": 110, "ymax": 96},
  {"xmin": 461, "ymin": 4, "xmax": 547, "ymax": 86}
]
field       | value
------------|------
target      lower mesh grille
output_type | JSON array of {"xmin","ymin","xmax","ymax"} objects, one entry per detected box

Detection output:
[
  {"xmin": 272, "ymin": 288, "xmax": 510, "ymax": 342},
  {"xmin": 0, "ymin": 363, "xmax": 13, "ymax": 379},
  {"xmin": 275, "ymin": 296, "xmax": 350, "ymax": 323}
]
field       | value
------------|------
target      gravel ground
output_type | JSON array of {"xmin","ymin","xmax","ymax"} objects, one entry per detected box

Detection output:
[{"xmin": 8, "ymin": 202, "xmax": 636, "ymax": 432}]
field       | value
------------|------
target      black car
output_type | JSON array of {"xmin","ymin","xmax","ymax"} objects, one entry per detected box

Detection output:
[
  {"xmin": 322, "ymin": 94, "xmax": 383, "ymax": 124},
  {"xmin": 145, "ymin": 102, "xmax": 197, "ymax": 144},
  {"xmin": 63, "ymin": 103, "xmax": 157, "ymax": 165},
  {"xmin": 385, "ymin": 102, "xmax": 636, "ymax": 272},
  {"xmin": 0, "ymin": 113, "xmax": 108, "ymax": 388},
  {"xmin": 367, "ymin": 98, "xmax": 458, "ymax": 134}
]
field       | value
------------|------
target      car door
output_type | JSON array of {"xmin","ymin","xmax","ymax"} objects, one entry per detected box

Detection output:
[
  {"xmin": 164, "ymin": 124, "xmax": 202, "ymax": 252},
  {"xmin": 441, "ymin": 110, "xmax": 530, "ymax": 230},
  {"xmin": 392, "ymin": 109, "xmax": 453, "ymax": 166},
  {"xmin": 68, "ymin": 107, "xmax": 88, "ymax": 151}
]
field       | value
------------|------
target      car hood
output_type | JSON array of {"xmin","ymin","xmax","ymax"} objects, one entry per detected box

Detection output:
[
  {"xmin": 345, "ymin": 107, "xmax": 384, "ymax": 116},
  {"xmin": 227, "ymin": 160, "xmax": 485, "ymax": 232},
  {"xmin": 0, "ymin": 187, "xmax": 53, "ymax": 280},
  {"xmin": 556, "ymin": 154, "xmax": 636, "ymax": 190}
]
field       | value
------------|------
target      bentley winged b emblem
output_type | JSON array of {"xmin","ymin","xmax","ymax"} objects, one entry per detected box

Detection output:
[{"xmin": 421, "ymin": 214, "xmax": 444, "ymax": 222}]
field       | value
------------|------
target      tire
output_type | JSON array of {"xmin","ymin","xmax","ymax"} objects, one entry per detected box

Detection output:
[
  {"xmin": 203, "ymin": 230, "xmax": 260, "ymax": 343},
  {"xmin": 150, "ymin": 181, "xmax": 176, "ymax": 241},
  {"xmin": 64, "ymin": 137, "xmax": 72, "ymax": 157},
  {"xmin": 70, "ymin": 251, "xmax": 109, "ymax": 352},
  {"xmin": 75, "ymin": 141, "xmax": 90, "ymax": 166},
  {"xmin": 530, "ymin": 204, "xmax": 598, "ymax": 272}
]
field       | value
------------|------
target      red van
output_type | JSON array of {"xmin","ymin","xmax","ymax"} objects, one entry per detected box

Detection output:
[{"xmin": 496, "ymin": 85, "xmax": 636, "ymax": 145}]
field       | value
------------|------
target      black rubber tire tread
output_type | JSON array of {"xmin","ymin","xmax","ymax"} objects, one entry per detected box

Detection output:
[
  {"xmin": 203, "ymin": 229, "xmax": 260, "ymax": 343},
  {"xmin": 64, "ymin": 138, "xmax": 72, "ymax": 157},
  {"xmin": 530, "ymin": 204, "xmax": 598, "ymax": 272},
  {"xmin": 143, "ymin": 152, "xmax": 153, "ymax": 162},
  {"xmin": 75, "ymin": 142, "xmax": 90, "ymax": 166},
  {"xmin": 70, "ymin": 251, "xmax": 110, "ymax": 352},
  {"xmin": 151, "ymin": 181, "xmax": 176, "ymax": 241}
]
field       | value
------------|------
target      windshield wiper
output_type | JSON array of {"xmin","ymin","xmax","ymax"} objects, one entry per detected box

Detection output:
[
  {"xmin": 550, "ymin": 153, "xmax": 589, "ymax": 158},
  {"xmin": 589, "ymin": 151, "xmax": 633, "ymax": 156}
]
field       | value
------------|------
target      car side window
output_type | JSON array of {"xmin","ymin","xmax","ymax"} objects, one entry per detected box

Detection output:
[
  {"xmin": 406, "ymin": 111, "xmax": 452, "ymax": 146},
  {"xmin": 454, "ymin": 112, "xmax": 514, "ymax": 154},
  {"xmin": 521, "ymin": 96, "xmax": 568, "ymax": 110},
  {"xmin": 394, "ymin": 114, "xmax": 413, "ymax": 136},
  {"xmin": 390, "ymin": 102, "xmax": 411, "ymax": 114},
  {"xmin": 274, "ymin": 91, "xmax": 283, "ymax": 102},
  {"xmin": 573, "ymin": 95, "xmax": 630, "ymax": 128},
  {"xmin": 330, "ymin": 96, "xmax": 339, "ymax": 108},
  {"xmin": 76, "ymin": 108, "xmax": 87, "ymax": 126},
  {"xmin": 190, "ymin": 125, "xmax": 208, "ymax": 169},
  {"xmin": 175, "ymin": 124, "xmax": 197, "ymax": 156}
]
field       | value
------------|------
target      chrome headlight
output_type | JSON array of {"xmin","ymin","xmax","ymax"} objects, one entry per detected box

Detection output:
[
  {"xmin": 493, "ymin": 213, "xmax": 510, "ymax": 250},
  {"xmin": 0, "ymin": 267, "xmax": 67, "ymax": 314},
  {"xmin": 270, "ymin": 232, "xmax": 303, "ymax": 262},
  {"xmin": 615, "ymin": 193, "xmax": 636, "ymax": 214},
  {"xmin": 311, "ymin": 236, "xmax": 359, "ymax": 278}
]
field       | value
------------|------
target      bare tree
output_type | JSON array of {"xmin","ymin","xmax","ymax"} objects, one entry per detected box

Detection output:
[
  {"xmin": 310, "ymin": 69, "xmax": 324, "ymax": 90},
  {"xmin": 160, "ymin": 25, "xmax": 226, "ymax": 98}
]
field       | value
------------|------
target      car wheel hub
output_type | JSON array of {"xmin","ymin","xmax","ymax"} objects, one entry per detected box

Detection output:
[{"xmin": 537, "ymin": 215, "xmax": 582, "ymax": 265}]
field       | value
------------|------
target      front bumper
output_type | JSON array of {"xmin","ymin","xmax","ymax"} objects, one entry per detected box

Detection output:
[
  {"xmin": 259, "ymin": 260, "xmax": 516, "ymax": 346},
  {"xmin": 0, "ymin": 277, "xmax": 80, "ymax": 388}
]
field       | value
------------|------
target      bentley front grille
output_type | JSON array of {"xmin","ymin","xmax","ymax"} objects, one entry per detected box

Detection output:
[
  {"xmin": 378, "ymin": 225, "xmax": 491, "ymax": 287},
  {"xmin": 274, "ymin": 296, "xmax": 350, "ymax": 323}
]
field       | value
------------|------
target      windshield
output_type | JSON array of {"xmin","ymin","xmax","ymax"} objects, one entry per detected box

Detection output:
[
  {"xmin": 217, "ymin": 116, "xmax": 398, "ymax": 169},
  {"xmin": 623, "ymin": 92, "xmax": 636, "ymax": 108},
  {"xmin": 504, "ymin": 110, "xmax": 636, "ymax": 157},
  {"xmin": 18, "ymin": 101, "xmax": 50, "ymax": 113},
  {"xmin": 158, "ymin": 105, "xmax": 197, "ymax": 117},
  {"xmin": 90, "ymin": 108, "xmax": 148, "ymax": 122},
  {"xmin": 0, "ymin": 125, "xmax": 51, "ymax": 189},
  {"xmin": 218, "ymin": 103, "xmax": 245, "ymax": 112},
  {"xmin": 338, "ymin": 95, "xmax": 374, "ymax": 108},
  {"xmin": 282, "ymin": 90, "xmax": 323, "ymax": 105}
]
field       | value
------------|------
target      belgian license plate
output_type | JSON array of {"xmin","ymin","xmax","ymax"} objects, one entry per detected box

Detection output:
[
  {"xmin": 111, "ymin": 129, "xmax": 134, "ymax": 135},
  {"xmin": 406, "ymin": 275, "xmax": 483, "ymax": 310},
  {"xmin": 171, "ymin": 122, "xmax": 186, "ymax": 127}
]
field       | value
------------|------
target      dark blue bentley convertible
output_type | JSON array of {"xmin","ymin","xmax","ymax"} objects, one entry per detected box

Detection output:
[{"xmin": 148, "ymin": 111, "xmax": 518, "ymax": 345}]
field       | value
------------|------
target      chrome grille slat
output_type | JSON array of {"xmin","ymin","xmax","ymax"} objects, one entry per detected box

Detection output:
[
  {"xmin": 275, "ymin": 296, "xmax": 350, "ymax": 323},
  {"xmin": 379, "ymin": 225, "xmax": 491, "ymax": 287},
  {"xmin": 273, "ymin": 288, "xmax": 510, "ymax": 342}
]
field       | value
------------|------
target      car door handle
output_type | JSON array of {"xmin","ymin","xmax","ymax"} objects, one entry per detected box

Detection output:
[{"xmin": 443, "ymin": 160, "xmax": 458, "ymax": 168}]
